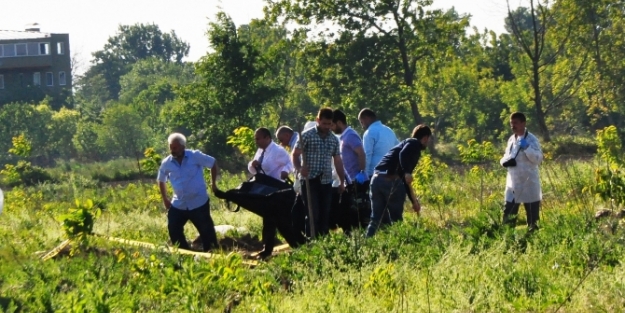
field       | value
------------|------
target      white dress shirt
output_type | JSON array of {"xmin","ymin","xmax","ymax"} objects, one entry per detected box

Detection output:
[{"xmin": 248, "ymin": 141, "xmax": 294, "ymax": 180}]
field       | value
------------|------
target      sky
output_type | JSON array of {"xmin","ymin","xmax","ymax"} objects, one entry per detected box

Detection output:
[{"xmin": 1, "ymin": 0, "xmax": 521, "ymax": 75}]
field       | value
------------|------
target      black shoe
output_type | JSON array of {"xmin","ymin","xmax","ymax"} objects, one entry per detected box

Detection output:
[{"xmin": 256, "ymin": 250, "xmax": 273, "ymax": 260}]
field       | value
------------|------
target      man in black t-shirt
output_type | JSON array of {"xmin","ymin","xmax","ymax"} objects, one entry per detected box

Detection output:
[{"xmin": 366, "ymin": 125, "xmax": 432, "ymax": 237}]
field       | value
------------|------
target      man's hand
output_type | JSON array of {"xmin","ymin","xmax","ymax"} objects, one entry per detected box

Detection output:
[
  {"xmin": 355, "ymin": 171, "xmax": 369, "ymax": 184},
  {"xmin": 300, "ymin": 166, "xmax": 309, "ymax": 178},
  {"xmin": 163, "ymin": 198, "xmax": 171, "ymax": 210},
  {"xmin": 338, "ymin": 184, "xmax": 345, "ymax": 194},
  {"xmin": 412, "ymin": 201, "xmax": 421, "ymax": 215},
  {"xmin": 280, "ymin": 171, "xmax": 289, "ymax": 180},
  {"xmin": 404, "ymin": 174, "xmax": 413, "ymax": 184},
  {"xmin": 211, "ymin": 182, "xmax": 217, "ymax": 193},
  {"xmin": 519, "ymin": 138, "xmax": 529, "ymax": 149},
  {"xmin": 251, "ymin": 160, "xmax": 261, "ymax": 169}
]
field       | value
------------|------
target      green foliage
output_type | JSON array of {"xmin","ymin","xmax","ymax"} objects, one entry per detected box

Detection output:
[
  {"xmin": 1, "ymin": 134, "xmax": 53, "ymax": 186},
  {"xmin": 226, "ymin": 126, "xmax": 256, "ymax": 159},
  {"xmin": 96, "ymin": 104, "xmax": 150, "ymax": 159},
  {"xmin": 139, "ymin": 148, "xmax": 163, "ymax": 176},
  {"xmin": 458, "ymin": 139, "xmax": 499, "ymax": 165},
  {"xmin": 76, "ymin": 23, "xmax": 190, "ymax": 104},
  {"xmin": 587, "ymin": 126, "xmax": 625, "ymax": 208},
  {"xmin": 8, "ymin": 134, "xmax": 32, "ymax": 157},
  {"xmin": 58, "ymin": 199, "xmax": 101, "ymax": 251}
]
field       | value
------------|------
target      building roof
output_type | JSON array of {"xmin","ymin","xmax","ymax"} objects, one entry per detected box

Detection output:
[{"xmin": 0, "ymin": 30, "xmax": 52, "ymax": 41}]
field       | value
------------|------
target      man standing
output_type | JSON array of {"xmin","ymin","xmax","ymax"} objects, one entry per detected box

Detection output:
[
  {"xmin": 499, "ymin": 112, "xmax": 543, "ymax": 232},
  {"xmin": 331, "ymin": 109, "xmax": 369, "ymax": 233},
  {"xmin": 292, "ymin": 108, "xmax": 346, "ymax": 237},
  {"xmin": 358, "ymin": 108, "xmax": 400, "ymax": 177},
  {"xmin": 275, "ymin": 126, "xmax": 300, "ymax": 152},
  {"xmin": 245, "ymin": 127, "xmax": 303, "ymax": 259},
  {"xmin": 332, "ymin": 109, "xmax": 367, "ymax": 183},
  {"xmin": 157, "ymin": 133, "xmax": 220, "ymax": 252},
  {"xmin": 366, "ymin": 125, "xmax": 432, "ymax": 238},
  {"xmin": 248, "ymin": 128, "xmax": 293, "ymax": 180}
]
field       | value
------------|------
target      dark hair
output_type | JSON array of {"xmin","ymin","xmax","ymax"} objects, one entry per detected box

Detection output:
[
  {"xmin": 332, "ymin": 109, "xmax": 347, "ymax": 124},
  {"xmin": 317, "ymin": 107, "xmax": 333, "ymax": 120},
  {"xmin": 358, "ymin": 108, "xmax": 376, "ymax": 120},
  {"xmin": 275, "ymin": 126, "xmax": 293, "ymax": 136},
  {"xmin": 411, "ymin": 124, "xmax": 432, "ymax": 140},
  {"xmin": 255, "ymin": 127, "xmax": 271, "ymax": 138},
  {"xmin": 510, "ymin": 112, "xmax": 526, "ymax": 123}
]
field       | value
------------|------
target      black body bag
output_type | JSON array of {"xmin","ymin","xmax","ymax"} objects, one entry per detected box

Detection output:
[{"xmin": 224, "ymin": 167, "xmax": 293, "ymax": 212}]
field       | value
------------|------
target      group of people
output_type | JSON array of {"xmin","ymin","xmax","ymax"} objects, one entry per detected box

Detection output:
[{"xmin": 156, "ymin": 108, "xmax": 544, "ymax": 259}]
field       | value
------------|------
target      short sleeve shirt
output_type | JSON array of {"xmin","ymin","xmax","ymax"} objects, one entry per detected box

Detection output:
[{"xmin": 295, "ymin": 126, "xmax": 340, "ymax": 184}]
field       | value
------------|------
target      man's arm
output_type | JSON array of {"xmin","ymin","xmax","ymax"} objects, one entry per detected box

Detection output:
[
  {"xmin": 363, "ymin": 130, "xmax": 375, "ymax": 175},
  {"xmin": 333, "ymin": 155, "xmax": 346, "ymax": 191},
  {"xmin": 156, "ymin": 165, "xmax": 170, "ymax": 209},
  {"xmin": 210, "ymin": 161, "xmax": 219, "ymax": 192},
  {"xmin": 277, "ymin": 147, "xmax": 294, "ymax": 180},
  {"xmin": 398, "ymin": 142, "xmax": 421, "ymax": 208},
  {"xmin": 247, "ymin": 148, "xmax": 262, "ymax": 175}
]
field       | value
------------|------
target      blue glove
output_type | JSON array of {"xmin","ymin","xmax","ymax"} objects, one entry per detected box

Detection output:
[
  {"xmin": 355, "ymin": 171, "xmax": 369, "ymax": 184},
  {"xmin": 519, "ymin": 138, "xmax": 529, "ymax": 149}
]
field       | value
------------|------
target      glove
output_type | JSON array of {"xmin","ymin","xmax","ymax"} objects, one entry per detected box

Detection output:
[
  {"xmin": 355, "ymin": 171, "xmax": 369, "ymax": 184},
  {"xmin": 519, "ymin": 138, "xmax": 529, "ymax": 149}
]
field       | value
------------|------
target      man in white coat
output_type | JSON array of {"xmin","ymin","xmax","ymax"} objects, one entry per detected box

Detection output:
[{"xmin": 499, "ymin": 112, "xmax": 543, "ymax": 232}]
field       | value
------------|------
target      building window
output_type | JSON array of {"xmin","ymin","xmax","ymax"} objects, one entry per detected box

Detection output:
[
  {"xmin": 46, "ymin": 72, "xmax": 53, "ymax": 86},
  {"xmin": 27, "ymin": 43, "xmax": 39, "ymax": 56},
  {"xmin": 16, "ymin": 44, "xmax": 27, "ymax": 56},
  {"xmin": 0, "ymin": 75, "xmax": 4, "ymax": 89},
  {"xmin": 3, "ymin": 44, "xmax": 15, "ymax": 57},
  {"xmin": 0, "ymin": 45, "xmax": 3, "ymax": 57},
  {"xmin": 57, "ymin": 42, "xmax": 65, "ymax": 55},
  {"xmin": 39, "ymin": 43, "xmax": 50, "ymax": 55},
  {"xmin": 59, "ymin": 71, "xmax": 66, "ymax": 86},
  {"xmin": 33, "ymin": 72, "xmax": 41, "ymax": 86}
]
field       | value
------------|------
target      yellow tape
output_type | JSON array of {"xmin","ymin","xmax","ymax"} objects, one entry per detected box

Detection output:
[
  {"xmin": 41, "ymin": 235, "xmax": 293, "ymax": 267},
  {"xmin": 40, "ymin": 239, "xmax": 71, "ymax": 261}
]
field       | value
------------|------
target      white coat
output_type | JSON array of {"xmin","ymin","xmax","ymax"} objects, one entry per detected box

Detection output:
[{"xmin": 499, "ymin": 130, "xmax": 543, "ymax": 203}]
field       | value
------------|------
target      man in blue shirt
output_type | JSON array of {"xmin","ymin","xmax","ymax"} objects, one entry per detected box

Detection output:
[
  {"xmin": 157, "ymin": 133, "xmax": 220, "ymax": 252},
  {"xmin": 358, "ymin": 108, "xmax": 400, "ymax": 177},
  {"xmin": 366, "ymin": 125, "xmax": 432, "ymax": 237}
]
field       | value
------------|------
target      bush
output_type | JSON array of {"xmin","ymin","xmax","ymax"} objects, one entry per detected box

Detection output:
[{"xmin": 543, "ymin": 135, "xmax": 597, "ymax": 158}]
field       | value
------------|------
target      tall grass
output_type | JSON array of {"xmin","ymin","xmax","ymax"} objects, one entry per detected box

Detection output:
[{"xmin": 1, "ymin": 158, "xmax": 624, "ymax": 312}]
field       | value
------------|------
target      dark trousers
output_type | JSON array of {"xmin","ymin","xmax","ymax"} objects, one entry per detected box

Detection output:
[
  {"xmin": 329, "ymin": 184, "xmax": 354, "ymax": 234},
  {"xmin": 503, "ymin": 200, "xmax": 541, "ymax": 231},
  {"xmin": 366, "ymin": 175, "xmax": 406, "ymax": 237},
  {"xmin": 168, "ymin": 200, "xmax": 218, "ymax": 252},
  {"xmin": 300, "ymin": 176, "xmax": 332, "ymax": 237}
]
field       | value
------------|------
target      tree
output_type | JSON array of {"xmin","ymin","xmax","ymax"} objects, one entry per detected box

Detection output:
[
  {"xmin": 505, "ymin": 0, "xmax": 587, "ymax": 142},
  {"xmin": 172, "ymin": 13, "xmax": 281, "ymax": 160},
  {"xmin": 96, "ymin": 104, "xmax": 149, "ymax": 162},
  {"xmin": 76, "ymin": 23, "xmax": 190, "ymax": 105},
  {"xmin": 266, "ymin": 0, "xmax": 468, "ymax": 125}
]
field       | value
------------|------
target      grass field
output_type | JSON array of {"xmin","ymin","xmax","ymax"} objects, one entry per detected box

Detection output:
[{"xmin": 1, "ymin": 157, "xmax": 624, "ymax": 312}]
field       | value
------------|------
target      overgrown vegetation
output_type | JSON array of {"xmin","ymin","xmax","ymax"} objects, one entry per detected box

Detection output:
[{"xmin": 1, "ymin": 128, "xmax": 624, "ymax": 312}]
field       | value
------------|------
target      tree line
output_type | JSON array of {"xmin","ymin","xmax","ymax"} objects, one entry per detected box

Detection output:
[{"xmin": 0, "ymin": 0, "xmax": 623, "ymax": 169}]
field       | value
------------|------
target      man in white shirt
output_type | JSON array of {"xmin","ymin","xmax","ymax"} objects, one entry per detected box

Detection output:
[
  {"xmin": 248, "ymin": 128, "xmax": 293, "ymax": 180},
  {"xmin": 248, "ymin": 127, "xmax": 297, "ymax": 259}
]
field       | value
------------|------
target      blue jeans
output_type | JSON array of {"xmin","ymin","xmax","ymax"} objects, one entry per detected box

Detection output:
[
  {"xmin": 300, "ymin": 176, "xmax": 332, "ymax": 238},
  {"xmin": 366, "ymin": 175, "xmax": 406, "ymax": 237},
  {"xmin": 168, "ymin": 200, "xmax": 218, "ymax": 251}
]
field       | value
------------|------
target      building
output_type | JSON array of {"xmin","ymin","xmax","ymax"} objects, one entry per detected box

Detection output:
[{"xmin": 0, "ymin": 24, "xmax": 72, "ymax": 107}]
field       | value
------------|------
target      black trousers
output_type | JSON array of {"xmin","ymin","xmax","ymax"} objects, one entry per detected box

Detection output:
[
  {"xmin": 168, "ymin": 200, "xmax": 219, "ymax": 252},
  {"xmin": 503, "ymin": 200, "xmax": 541, "ymax": 230}
]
